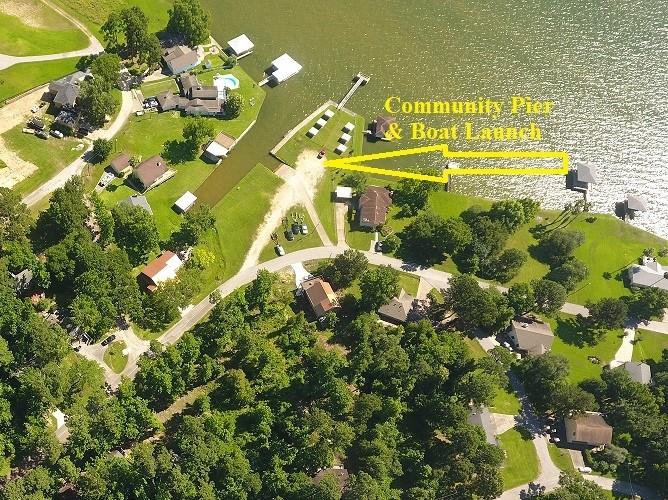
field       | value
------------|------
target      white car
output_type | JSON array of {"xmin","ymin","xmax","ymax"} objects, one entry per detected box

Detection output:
[
  {"xmin": 301, "ymin": 224, "xmax": 308, "ymax": 235},
  {"xmin": 31, "ymin": 105, "xmax": 39, "ymax": 113},
  {"xmin": 577, "ymin": 466, "xmax": 592, "ymax": 473},
  {"xmin": 50, "ymin": 129, "xmax": 64, "ymax": 139},
  {"xmin": 275, "ymin": 245, "xmax": 285, "ymax": 256}
]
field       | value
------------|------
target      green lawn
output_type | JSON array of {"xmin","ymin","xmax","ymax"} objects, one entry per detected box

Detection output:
[
  {"xmin": 398, "ymin": 272, "xmax": 420, "ymax": 296},
  {"xmin": 498, "ymin": 427, "xmax": 539, "ymax": 490},
  {"xmin": 139, "ymin": 77, "xmax": 178, "ymax": 97},
  {"xmin": 463, "ymin": 336, "xmax": 487, "ymax": 359},
  {"xmin": 259, "ymin": 205, "xmax": 323, "ymax": 263},
  {"xmin": 0, "ymin": 57, "xmax": 82, "ymax": 101},
  {"xmin": 2, "ymin": 124, "xmax": 86, "ymax": 195},
  {"xmin": 491, "ymin": 386, "xmax": 522, "ymax": 415},
  {"xmin": 103, "ymin": 341, "xmax": 128, "ymax": 373},
  {"xmin": 274, "ymin": 106, "xmax": 366, "ymax": 167},
  {"xmin": 313, "ymin": 171, "xmax": 338, "ymax": 244},
  {"xmin": 548, "ymin": 443, "xmax": 575, "ymax": 472},
  {"xmin": 547, "ymin": 313, "xmax": 623, "ymax": 383},
  {"xmin": 0, "ymin": 0, "xmax": 89, "ymax": 56},
  {"xmin": 632, "ymin": 329, "xmax": 668, "ymax": 363}
]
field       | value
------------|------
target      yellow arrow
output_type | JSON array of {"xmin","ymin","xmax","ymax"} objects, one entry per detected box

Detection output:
[{"xmin": 324, "ymin": 144, "xmax": 569, "ymax": 183}]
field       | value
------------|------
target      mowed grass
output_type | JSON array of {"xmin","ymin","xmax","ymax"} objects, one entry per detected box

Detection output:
[
  {"xmin": 274, "ymin": 106, "xmax": 365, "ymax": 167},
  {"xmin": 0, "ymin": 57, "xmax": 82, "ymax": 101},
  {"xmin": 2, "ymin": 124, "xmax": 86, "ymax": 195},
  {"xmin": 313, "ymin": 171, "xmax": 338, "ymax": 244},
  {"xmin": 0, "ymin": 0, "xmax": 89, "ymax": 56},
  {"xmin": 491, "ymin": 386, "xmax": 522, "ymax": 415},
  {"xmin": 548, "ymin": 443, "xmax": 575, "ymax": 472},
  {"xmin": 547, "ymin": 313, "xmax": 623, "ymax": 383},
  {"xmin": 498, "ymin": 427, "xmax": 539, "ymax": 490},
  {"xmin": 463, "ymin": 336, "xmax": 487, "ymax": 359},
  {"xmin": 632, "ymin": 329, "xmax": 668, "ymax": 363},
  {"xmin": 259, "ymin": 205, "xmax": 323, "ymax": 263},
  {"xmin": 139, "ymin": 77, "xmax": 178, "ymax": 97},
  {"xmin": 103, "ymin": 341, "xmax": 128, "ymax": 373}
]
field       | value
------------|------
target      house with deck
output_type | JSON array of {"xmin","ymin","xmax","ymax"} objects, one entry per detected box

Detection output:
[
  {"xmin": 302, "ymin": 277, "xmax": 339, "ymax": 318},
  {"xmin": 508, "ymin": 316, "xmax": 554, "ymax": 355},
  {"xmin": 156, "ymin": 73, "xmax": 225, "ymax": 116},
  {"xmin": 131, "ymin": 155, "xmax": 173, "ymax": 192}
]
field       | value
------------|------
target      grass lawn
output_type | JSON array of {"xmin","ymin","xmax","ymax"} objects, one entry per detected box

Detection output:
[
  {"xmin": 632, "ymin": 329, "xmax": 668, "ymax": 363},
  {"xmin": 0, "ymin": 0, "xmax": 89, "ymax": 56},
  {"xmin": 547, "ymin": 313, "xmax": 623, "ymax": 383},
  {"xmin": 345, "ymin": 264, "xmax": 420, "ymax": 299},
  {"xmin": 491, "ymin": 386, "xmax": 522, "ymax": 415},
  {"xmin": 2, "ymin": 124, "xmax": 86, "ymax": 195},
  {"xmin": 259, "ymin": 205, "xmax": 323, "ymax": 263},
  {"xmin": 0, "ymin": 57, "xmax": 82, "ymax": 101},
  {"xmin": 139, "ymin": 77, "xmax": 178, "ymax": 97},
  {"xmin": 463, "ymin": 336, "xmax": 487, "ymax": 359},
  {"xmin": 103, "ymin": 341, "xmax": 128, "ymax": 373},
  {"xmin": 548, "ymin": 443, "xmax": 575, "ymax": 472},
  {"xmin": 313, "ymin": 171, "xmax": 338, "ymax": 244},
  {"xmin": 498, "ymin": 427, "xmax": 539, "ymax": 490},
  {"xmin": 274, "ymin": 106, "xmax": 366, "ymax": 167}
]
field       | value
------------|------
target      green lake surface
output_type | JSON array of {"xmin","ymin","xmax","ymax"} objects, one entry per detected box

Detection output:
[{"xmin": 198, "ymin": 0, "xmax": 668, "ymax": 238}]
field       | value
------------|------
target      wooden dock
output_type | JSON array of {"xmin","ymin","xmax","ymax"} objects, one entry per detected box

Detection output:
[{"xmin": 337, "ymin": 72, "xmax": 370, "ymax": 109}]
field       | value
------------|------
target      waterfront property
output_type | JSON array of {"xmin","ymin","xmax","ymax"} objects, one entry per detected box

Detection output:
[
  {"xmin": 138, "ymin": 251, "xmax": 184, "ymax": 292},
  {"xmin": 370, "ymin": 116, "xmax": 397, "ymax": 141},
  {"xmin": 564, "ymin": 411, "xmax": 613, "ymax": 447},
  {"xmin": 261, "ymin": 53, "xmax": 302, "ymax": 85},
  {"xmin": 507, "ymin": 316, "xmax": 554, "ymax": 355},
  {"xmin": 156, "ymin": 72, "xmax": 225, "ymax": 116},
  {"xmin": 358, "ymin": 186, "xmax": 392, "ymax": 228},
  {"xmin": 227, "ymin": 34, "xmax": 254, "ymax": 58},
  {"xmin": 627, "ymin": 256, "xmax": 668, "ymax": 291},
  {"xmin": 162, "ymin": 45, "xmax": 199, "ymax": 75}
]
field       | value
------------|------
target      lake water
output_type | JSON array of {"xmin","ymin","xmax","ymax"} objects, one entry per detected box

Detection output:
[{"xmin": 198, "ymin": 0, "xmax": 668, "ymax": 238}]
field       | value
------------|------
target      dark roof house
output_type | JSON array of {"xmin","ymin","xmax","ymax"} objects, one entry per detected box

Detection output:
[
  {"xmin": 564, "ymin": 412, "xmax": 613, "ymax": 446},
  {"xmin": 373, "ymin": 116, "xmax": 397, "ymax": 140},
  {"xmin": 358, "ymin": 186, "xmax": 392, "ymax": 228},
  {"xmin": 131, "ymin": 155, "xmax": 171, "ymax": 192},
  {"xmin": 377, "ymin": 290, "xmax": 417, "ymax": 324},
  {"xmin": 508, "ymin": 316, "xmax": 554, "ymax": 355},
  {"xmin": 48, "ymin": 71, "xmax": 89, "ymax": 109},
  {"xmin": 467, "ymin": 406, "xmax": 498, "ymax": 446},
  {"xmin": 109, "ymin": 153, "xmax": 131, "ymax": 176},
  {"xmin": 163, "ymin": 46, "xmax": 199, "ymax": 75},
  {"xmin": 302, "ymin": 277, "xmax": 339, "ymax": 317}
]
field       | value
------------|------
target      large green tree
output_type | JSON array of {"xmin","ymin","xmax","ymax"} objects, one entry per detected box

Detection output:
[
  {"xmin": 111, "ymin": 203, "xmax": 160, "ymax": 265},
  {"xmin": 167, "ymin": 0, "xmax": 210, "ymax": 45},
  {"xmin": 359, "ymin": 265, "xmax": 400, "ymax": 311}
]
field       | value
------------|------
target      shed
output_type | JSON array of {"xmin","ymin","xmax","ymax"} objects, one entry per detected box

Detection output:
[
  {"xmin": 174, "ymin": 191, "xmax": 197, "ymax": 213},
  {"xmin": 227, "ymin": 34, "xmax": 254, "ymax": 56},
  {"xmin": 270, "ymin": 53, "xmax": 302, "ymax": 83},
  {"xmin": 109, "ymin": 153, "xmax": 131, "ymax": 177},
  {"xmin": 203, "ymin": 131, "xmax": 237, "ymax": 162},
  {"xmin": 335, "ymin": 186, "xmax": 353, "ymax": 200}
]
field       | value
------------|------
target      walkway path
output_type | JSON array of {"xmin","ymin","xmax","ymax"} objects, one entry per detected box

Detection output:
[
  {"xmin": 335, "ymin": 202, "xmax": 347, "ymax": 246},
  {"xmin": 609, "ymin": 326, "xmax": 636, "ymax": 368},
  {"xmin": 21, "ymin": 89, "xmax": 135, "ymax": 206},
  {"xmin": 0, "ymin": 0, "xmax": 103, "ymax": 71}
]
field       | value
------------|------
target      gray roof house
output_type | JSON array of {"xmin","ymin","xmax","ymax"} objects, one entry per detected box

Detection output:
[
  {"xmin": 564, "ymin": 412, "xmax": 613, "ymax": 446},
  {"xmin": 120, "ymin": 195, "xmax": 153, "ymax": 215},
  {"xmin": 377, "ymin": 290, "xmax": 416, "ymax": 324},
  {"xmin": 10, "ymin": 268, "xmax": 34, "ymax": 292},
  {"xmin": 163, "ymin": 46, "xmax": 199, "ymax": 75},
  {"xmin": 467, "ymin": 406, "xmax": 498, "ymax": 445},
  {"xmin": 157, "ymin": 73, "xmax": 224, "ymax": 116},
  {"xmin": 508, "ymin": 316, "xmax": 554, "ymax": 355},
  {"xmin": 627, "ymin": 256, "xmax": 668, "ymax": 291},
  {"xmin": 618, "ymin": 361, "xmax": 652, "ymax": 384}
]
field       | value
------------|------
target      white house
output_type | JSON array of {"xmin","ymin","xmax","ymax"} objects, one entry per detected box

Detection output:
[
  {"xmin": 174, "ymin": 191, "xmax": 198, "ymax": 213},
  {"xmin": 227, "ymin": 34, "xmax": 254, "ymax": 57},
  {"xmin": 628, "ymin": 256, "xmax": 668, "ymax": 291}
]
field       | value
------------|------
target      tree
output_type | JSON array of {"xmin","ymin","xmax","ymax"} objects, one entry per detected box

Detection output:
[
  {"xmin": 381, "ymin": 234, "xmax": 400, "ymax": 254},
  {"xmin": 111, "ymin": 203, "xmax": 160, "ymax": 265},
  {"xmin": 456, "ymin": 216, "xmax": 509, "ymax": 274},
  {"xmin": 323, "ymin": 249, "xmax": 368, "ymax": 288},
  {"xmin": 100, "ymin": 11, "xmax": 124, "ymax": 48},
  {"xmin": 167, "ymin": 0, "xmax": 210, "ymax": 45},
  {"xmin": 486, "ymin": 248, "xmax": 527, "ymax": 282},
  {"xmin": 628, "ymin": 286, "xmax": 668, "ymax": 321},
  {"xmin": 182, "ymin": 117, "xmax": 215, "ymax": 159},
  {"xmin": 0, "ymin": 188, "xmax": 31, "ymax": 246},
  {"xmin": 245, "ymin": 270, "xmax": 278, "ymax": 313},
  {"xmin": 225, "ymin": 92, "xmax": 245, "ymax": 118},
  {"xmin": 533, "ymin": 279, "xmax": 567, "ymax": 315},
  {"xmin": 92, "ymin": 139, "xmax": 113, "ymax": 163},
  {"xmin": 172, "ymin": 204, "xmax": 215, "ymax": 248},
  {"xmin": 359, "ymin": 265, "xmax": 400, "ymax": 311},
  {"xmin": 90, "ymin": 53, "xmax": 121, "ymax": 91},
  {"xmin": 393, "ymin": 176, "xmax": 438, "ymax": 216},
  {"xmin": 80, "ymin": 79, "xmax": 116, "ymax": 125},
  {"xmin": 542, "ymin": 471, "xmax": 608, "ymax": 500},
  {"xmin": 506, "ymin": 281, "xmax": 535, "ymax": 315},
  {"xmin": 35, "ymin": 177, "xmax": 89, "ymax": 247},
  {"xmin": 489, "ymin": 199, "xmax": 527, "ymax": 232},
  {"xmin": 90, "ymin": 192, "xmax": 114, "ymax": 246},
  {"xmin": 341, "ymin": 173, "xmax": 367, "ymax": 195},
  {"xmin": 443, "ymin": 274, "xmax": 513, "ymax": 332},
  {"xmin": 139, "ymin": 34, "xmax": 162, "ymax": 66},
  {"xmin": 518, "ymin": 197, "xmax": 540, "ymax": 223},
  {"xmin": 401, "ymin": 212, "xmax": 472, "ymax": 264},
  {"xmin": 121, "ymin": 6, "xmax": 149, "ymax": 58},
  {"xmin": 586, "ymin": 297, "xmax": 628, "ymax": 329},
  {"xmin": 536, "ymin": 228, "xmax": 585, "ymax": 265},
  {"xmin": 547, "ymin": 257, "xmax": 589, "ymax": 291}
]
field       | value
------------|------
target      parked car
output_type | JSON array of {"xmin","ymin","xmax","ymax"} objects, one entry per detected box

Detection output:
[
  {"xmin": 300, "ymin": 224, "xmax": 308, "ymax": 235},
  {"xmin": 28, "ymin": 117, "xmax": 45, "ymax": 131},
  {"xmin": 291, "ymin": 223, "xmax": 301, "ymax": 235},
  {"xmin": 22, "ymin": 128, "xmax": 35, "ymax": 134},
  {"xmin": 374, "ymin": 240, "xmax": 383, "ymax": 252},
  {"xmin": 50, "ymin": 129, "xmax": 64, "ymax": 139},
  {"xmin": 101, "ymin": 334, "xmax": 116, "ymax": 346},
  {"xmin": 35, "ymin": 130, "xmax": 49, "ymax": 140},
  {"xmin": 284, "ymin": 230, "xmax": 294, "ymax": 241},
  {"xmin": 577, "ymin": 466, "xmax": 592, "ymax": 473},
  {"xmin": 31, "ymin": 105, "xmax": 39, "ymax": 113},
  {"xmin": 275, "ymin": 244, "xmax": 285, "ymax": 256}
]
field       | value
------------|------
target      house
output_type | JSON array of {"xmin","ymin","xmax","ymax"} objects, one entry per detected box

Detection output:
[
  {"xmin": 138, "ymin": 251, "xmax": 183, "ymax": 292},
  {"xmin": 627, "ymin": 256, "xmax": 668, "ymax": 291},
  {"xmin": 372, "ymin": 116, "xmax": 397, "ymax": 140},
  {"xmin": 156, "ymin": 73, "xmax": 224, "ymax": 116},
  {"xmin": 302, "ymin": 277, "xmax": 339, "ymax": 317},
  {"xmin": 163, "ymin": 45, "xmax": 199, "ymax": 75},
  {"xmin": 156, "ymin": 91, "xmax": 182, "ymax": 111},
  {"xmin": 564, "ymin": 411, "xmax": 613, "ymax": 447},
  {"xmin": 109, "ymin": 153, "xmax": 132, "ymax": 177},
  {"xmin": 131, "ymin": 155, "xmax": 172, "ymax": 192},
  {"xmin": 48, "ymin": 71, "xmax": 89, "ymax": 109},
  {"xmin": 178, "ymin": 73, "xmax": 199, "ymax": 96},
  {"xmin": 467, "ymin": 406, "xmax": 498, "ymax": 446},
  {"xmin": 377, "ymin": 290, "xmax": 417, "ymax": 324},
  {"xmin": 358, "ymin": 186, "xmax": 392, "ymax": 228},
  {"xmin": 173, "ymin": 191, "xmax": 197, "ymax": 213},
  {"xmin": 203, "ymin": 131, "xmax": 237, "ymax": 163},
  {"xmin": 508, "ymin": 316, "xmax": 554, "ymax": 355},
  {"xmin": 227, "ymin": 34, "xmax": 254, "ymax": 58},
  {"xmin": 335, "ymin": 186, "xmax": 353, "ymax": 200},
  {"xmin": 567, "ymin": 161, "xmax": 597, "ymax": 192},
  {"xmin": 268, "ymin": 53, "xmax": 302, "ymax": 83},
  {"xmin": 617, "ymin": 361, "xmax": 652, "ymax": 384},
  {"xmin": 120, "ymin": 195, "xmax": 153, "ymax": 215},
  {"xmin": 10, "ymin": 268, "xmax": 33, "ymax": 293}
]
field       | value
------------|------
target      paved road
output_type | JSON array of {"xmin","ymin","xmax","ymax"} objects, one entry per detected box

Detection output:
[
  {"xmin": 0, "ymin": 0, "xmax": 103, "ymax": 71},
  {"xmin": 21, "ymin": 90, "xmax": 135, "ymax": 207}
]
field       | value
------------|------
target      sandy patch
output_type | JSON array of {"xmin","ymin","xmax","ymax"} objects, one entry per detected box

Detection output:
[
  {"xmin": 0, "ymin": 135, "xmax": 38, "ymax": 188},
  {"xmin": 0, "ymin": 0, "xmax": 51, "ymax": 28},
  {"xmin": 0, "ymin": 86, "xmax": 47, "ymax": 133},
  {"xmin": 240, "ymin": 150, "xmax": 325, "ymax": 270}
]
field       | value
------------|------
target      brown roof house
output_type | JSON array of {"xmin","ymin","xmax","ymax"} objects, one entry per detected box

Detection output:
[
  {"xmin": 131, "ymin": 155, "xmax": 173, "ymax": 192},
  {"xmin": 138, "ymin": 251, "xmax": 183, "ymax": 292},
  {"xmin": 109, "ymin": 153, "xmax": 132, "ymax": 177},
  {"xmin": 302, "ymin": 277, "xmax": 339, "ymax": 318},
  {"xmin": 203, "ymin": 131, "xmax": 237, "ymax": 163},
  {"xmin": 163, "ymin": 46, "xmax": 199, "ymax": 75},
  {"xmin": 372, "ymin": 116, "xmax": 397, "ymax": 140},
  {"xmin": 377, "ymin": 290, "xmax": 417, "ymax": 324},
  {"xmin": 508, "ymin": 316, "xmax": 554, "ymax": 355},
  {"xmin": 564, "ymin": 411, "xmax": 613, "ymax": 447},
  {"xmin": 358, "ymin": 186, "xmax": 392, "ymax": 228}
]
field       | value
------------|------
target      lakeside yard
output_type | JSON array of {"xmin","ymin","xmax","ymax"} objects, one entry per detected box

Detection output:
[
  {"xmin": 0, "ymin": 57, "xmax": 82, "ymax": 102},
  {"xmin": 0, "ymin": 0, "xmax": 89, "ymax": 57}
]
